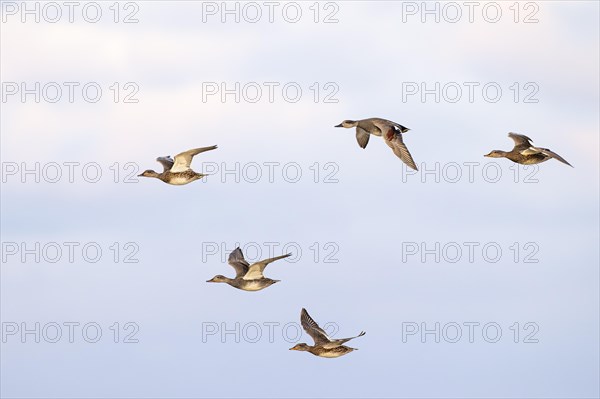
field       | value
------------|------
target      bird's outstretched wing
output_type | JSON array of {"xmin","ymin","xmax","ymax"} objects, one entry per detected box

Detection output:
[
  {"xmin": 227, "ymin": 247, "xmax": 250, "ymax": 279},
  {"xmin": 511, "ymin": 133, "xmax": 573, "ymax": 167},
  {"xmin": 322, "ymin": 331, "xmax": 366, "ymax": 349},
  {"xmin": 355, "ymin": 127, "xmax": 370, "ymax": 149},
  {"xmin": 508, "ymin": 133, "xmax": 534, "ymax": 151},
  {"xmin": 300, "ymin": 308, "xmax": 331, "ymax": 346},
  {"xmin": 383, "ymin": 129, "xmax": 418, "ymax": 170},
  {"xmin": 243, "ymin": 253, "xmax": 291, "ymax": 280},
  {"xmin": 531, "ymin": 147, "xmax": 573, "ymax": 167},
  {"xmin": 170, "ymin": 145, "xmax": 218, "ymax": 173},
  {"xmin": 156, "ymin": 156, "xmax": 174, "ymax": 172}
]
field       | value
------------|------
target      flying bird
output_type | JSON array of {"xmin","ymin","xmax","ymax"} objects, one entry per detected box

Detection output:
[
  {"xmin": 289, "ymin": 308, "xmax": 365, "ymax": 358},
  {"xmin": 138, "ymin": 145, "xmax": 218, "ymax": 185},
  {"xmin": 206, "ymin": 247, "xmax": 291, "ymax": 291},
  {"xmin": 485, "ymin": 133, "xmax": 572, "ymax": 167},
  {"xmin": 335, "ymin": 117, "xmax": 418, "ymax": 170}
]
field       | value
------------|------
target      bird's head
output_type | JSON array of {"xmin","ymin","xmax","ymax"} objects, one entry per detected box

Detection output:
[
  {"xmin": 206, "ymin": 275, "xmax": 229, "ymax": 283},
  {"xmin": 289, "ymin": 343, "xmax": 310, "ymax": 351},
  {"xmin": 335, "ymin": 120, "xmax": 358, "ymax": 128},
  {"xmin": 484, "ymin": 150, "xmax": 505, "ymax": 158},
  {"xmin": 138, "ymin": 169, "xmax": 160, "ymax": 178}
]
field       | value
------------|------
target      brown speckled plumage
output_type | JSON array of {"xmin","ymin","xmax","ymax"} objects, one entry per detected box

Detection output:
[
  {"xmin": 289, "ymin": 308, "xmax": 365, "ymax": 358},
  {"xmin": 485, "ymin": 133, "xmax": 572, "ymax": 167},
  {"xmin": 207, "ymin": 247, "xmax": 291, "ymax": 292},
  {"xmin": 305, "ymin": 345, "xmax": 357, "ymax": 358},
  {"xmin": 138, "ymin": 145, "xmax": 218, "ymax": 185}
]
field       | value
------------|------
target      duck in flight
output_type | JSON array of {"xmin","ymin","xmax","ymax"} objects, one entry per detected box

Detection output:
[
  {"xmin": 485, "ymin": 133, "xmax": 572, "ymax": 167},
  {"xmin": 138, "ymin": 145, "xmax": 218, "ymax": 185},
  {"xmin": 289, "ymin": 308, "xmax": 365, "ymax": 358},
  {"xmin": 206, "ymin": 247, "xmax": 291, "ymax": 291},
  {"xmin": 335, "ymin": 117, "xmax": 418, "ymax": 170}
]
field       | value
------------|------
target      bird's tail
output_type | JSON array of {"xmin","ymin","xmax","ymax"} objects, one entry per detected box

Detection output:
[{"xmin": 393, "ymin": 124, "xmax": 410, "ymax": 133}]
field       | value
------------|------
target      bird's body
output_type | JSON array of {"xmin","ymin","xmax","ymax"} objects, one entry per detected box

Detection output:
[
  {"xmin": 485, "ymin": 133, "xmax": 572, "ymax": 167},
  {"xmin": 206, "ymin": 247, "xmax": 291, "ymax": 292},
  {"xmin": 289, "ymin": 308, "xmax": 365, "ymax": 358},
  {"xmin": 504, "ymin": 152, "xmax": 551, "ymax": 165},
  {"xmin": 335, "ymin": 117, "xmax": 418, "ymax": 170},
  {"xmin": 303, "ymin": 345, "xmax": 357, "ymax": 358},
  {"xmin": 158, "ymin": 169, "xmax": 205, "ymax": 185},
  {"xmin": 218, "ymin": 277, "xmax": 281, "ymax": 292},
  {"xmin": 138, "ymin": 145, "xmax": 218, "ymax": 185}
]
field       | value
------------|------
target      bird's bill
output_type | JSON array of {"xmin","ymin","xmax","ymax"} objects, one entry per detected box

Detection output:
[
  {"xmin": 483, "ymin": 152, "xmax": 493, "ymax": 157},
  {"xmin": 206, "ymin": 278, "xmax": 216, "ymax": 283},
  {"xmin": 137, "ymin": 173, "xmax": 145, "ymax": 177},
  {"xmin": 334, "ymin": 123, "xmax": 343, "ymax": 127}
]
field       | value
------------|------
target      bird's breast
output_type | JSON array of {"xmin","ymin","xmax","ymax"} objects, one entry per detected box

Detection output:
[
  {"xmin": 238, "ymin": 280, "xmax": 269, "ymax": 291},
  {"xmin": 166, "ymin": 177, "xmax": 193, "ymax": 185},
  {"xmin": 314, "ymin": 350, "xmax": 349, "ymax": 358}
]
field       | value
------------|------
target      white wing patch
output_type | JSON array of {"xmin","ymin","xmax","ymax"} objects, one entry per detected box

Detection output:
[
  {"xmin": 242, "ymin": 263, "xmax": 266, "ymax": 280},
  {"xmin": 170, "ymin": 146, "xmax": 217, "ymax": 173},
  {"xmin": 520, "ymin": 147, "xmax": 541, "ymax": 155}
]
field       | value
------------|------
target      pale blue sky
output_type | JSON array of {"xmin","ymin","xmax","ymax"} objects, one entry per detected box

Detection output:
[{"xmin": 1, "ymin": 1, "xmax": 599, "ymax": 398}]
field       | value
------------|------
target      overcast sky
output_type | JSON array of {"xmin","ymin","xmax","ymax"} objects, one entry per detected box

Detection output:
[{"xmin": 1, "ymin": 1, "xmax": 599, "ymax": 398}]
